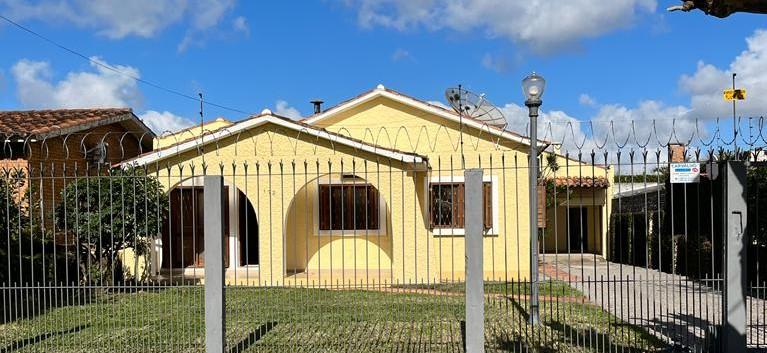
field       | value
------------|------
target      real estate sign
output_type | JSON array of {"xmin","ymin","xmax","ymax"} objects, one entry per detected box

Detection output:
[{"xmin": 670, "ymin": 163, "xmax": 701, "ymax": 184}]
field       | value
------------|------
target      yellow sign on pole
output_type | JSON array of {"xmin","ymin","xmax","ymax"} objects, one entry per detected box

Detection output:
[{"xmin": 724, "ymin": 89, "xmax": 746, "ymax": 101}]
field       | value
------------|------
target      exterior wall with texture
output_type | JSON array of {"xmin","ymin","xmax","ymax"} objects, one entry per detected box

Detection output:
[{"xmin": 144, "ymin": 122, "xmax": 420, "ymax": 285}]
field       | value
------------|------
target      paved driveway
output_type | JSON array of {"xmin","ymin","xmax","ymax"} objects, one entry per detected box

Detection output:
[{"xmin": 541, "ymin": 254, "xmax": 767, "ymax": 351}]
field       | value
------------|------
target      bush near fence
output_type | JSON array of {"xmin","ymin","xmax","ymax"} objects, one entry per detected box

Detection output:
[{"xmin": 0, "ymin": 169, "xmax": 76, "ymax": 323}]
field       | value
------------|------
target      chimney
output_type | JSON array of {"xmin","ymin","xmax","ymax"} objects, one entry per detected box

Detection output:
[
  {"xmin": 669, "ymin": 143, "xmax": 686, "ymax": 163},
  {"xmin": 310, "ymin": 100, "xmax": 324, "ymax": 114}
]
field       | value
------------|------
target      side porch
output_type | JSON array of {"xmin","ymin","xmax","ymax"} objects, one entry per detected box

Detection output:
[{"xmin": 542, "ymin": 176, "xmax": 611, "ymax": 257}]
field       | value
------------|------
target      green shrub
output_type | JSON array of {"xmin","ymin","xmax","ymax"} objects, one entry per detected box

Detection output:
[{"xmin": 55, "ymin": 167, "xmax": 168, "ymax": 284}]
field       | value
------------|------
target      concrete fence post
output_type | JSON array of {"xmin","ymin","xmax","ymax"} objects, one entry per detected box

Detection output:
[
  {"xmin": 722, "ymin": 161, "xmax": 747, "ymax": 353},
  {"xmin": 465, "ymin": 168, "xmax": 485, "ymax": 353},
  {"xmin": 204, "ymin": 176, "xmax": 226, "ymax": 353}
]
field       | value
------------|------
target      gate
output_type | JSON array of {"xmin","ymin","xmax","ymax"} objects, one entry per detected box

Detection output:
[{"xmin": 746, "ymin": 156, "xmax": 767, "ymax": 350}]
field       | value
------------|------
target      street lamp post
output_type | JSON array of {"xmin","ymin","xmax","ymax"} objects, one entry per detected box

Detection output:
[{"xmin": 522, "ymin": 72, "xmax": 545, "ymax": 325}]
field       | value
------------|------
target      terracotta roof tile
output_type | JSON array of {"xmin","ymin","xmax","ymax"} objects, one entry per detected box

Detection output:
[
  {"xmin": 0, "ymin": 108, "xmax": 133, "ymax": 136},
  {"xmin": 552, "ymin": 176, "xmax": 610, "ymax": 188}
]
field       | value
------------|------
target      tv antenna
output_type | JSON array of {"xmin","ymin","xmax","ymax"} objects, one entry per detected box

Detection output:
[{"xmin": 445, "ymin": 85, "xmax": 507, "ymax": 158}]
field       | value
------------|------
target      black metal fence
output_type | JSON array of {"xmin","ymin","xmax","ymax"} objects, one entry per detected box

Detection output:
[{"xmin": 0, "ymin": 120, "xmax": 765, "ymax": 352}]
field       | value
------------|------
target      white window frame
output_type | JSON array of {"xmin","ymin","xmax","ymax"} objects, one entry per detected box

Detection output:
[
  {"xmin": 313, "ymin": 176, "xmax": 387, "ymax": 236},
  {"xmin": 428, "ymin": 175, "xmax": 499, "ymax": 236}
]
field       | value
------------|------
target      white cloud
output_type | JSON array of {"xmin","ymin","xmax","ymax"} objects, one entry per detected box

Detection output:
[
  {"xmin": 2, "ymin": 0, "xmax": 184, "ymax": 38},
  {"xmin": 1, "ymin": 0, "xmax": 239, "ymax": 43},
  {"xmin": 391, "ymin": 48, "xmax": 412, "ymax": 62},
  {"xmin": 500, "ymin": 102, "xmax": 597, "ymax": 153},
  {"xmin": 11, "ymin": 57, "xmax": 142, "ymax": 108},
  {"xmin": 275, "ymin": 100, "xmax": 302, "ymax": 119},
  {"xmin": 579, "ymin": 94, "xmax": 597, "ymax": 107},
  {"xmin": 190, "ymin": 0, "xmax": 234, "ymax": 29},
  {"xmin": 177, "ymin": 36, "xmax": 198, "ymax": 53},
  {"xmin": 232, "ymin": 16, "xmax": 249, "ymax": 35},
  {"xmin": 680, "ymin": 29, "xmax": 767, "ymax": 119},
  {"xmin": 344, "ymin": 0, "xmax": 657, "ymax": 52},
  {"xmin": 139, "ymin": 110, "xmax": 195, "ymax": 134},
  {"xmin": 477, "ymin": 28, "xmax": 765, "ymax": 163},
  {"xmin": 591, "ymin": 101, "xmax": 694, "ymax": 148},
  {"xmin": 497, "ymin": 29, "xmax": 767, "ymax": 159},
  {"xmin": 10, "ymin": 57, "xmax": 193, "ymax": 134},
  {"xmin": 481, "ymin": 53, "xmax": 511, "ymax": 73},
  {"xmin": 536, "ymin": 28, "xmax": 767, "ymax": 162},
  {"xmin": 500, "ymin": 99, "xmax": 694, "ymax": 163},
  {"xmin": 177, "ymin": 0, "xmax": 237, "ymax": 51}
]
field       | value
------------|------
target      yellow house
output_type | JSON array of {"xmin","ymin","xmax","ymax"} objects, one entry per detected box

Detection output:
[
  {"xmin": 154, "ymin": 117, "xmax": 233, "ymax": 149},
  {"xmin": 122, "ymin": 85, "xmax": 612, "ymax": 286}
]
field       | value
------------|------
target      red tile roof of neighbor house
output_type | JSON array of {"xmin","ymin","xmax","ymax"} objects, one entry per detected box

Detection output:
[
  {"xmin": 553, "ymin": 176, "xmax": 610, "ymax": 188},
  {"xmin": 0, "ymin": 108, "xmax": 143, "ymax": 136}
]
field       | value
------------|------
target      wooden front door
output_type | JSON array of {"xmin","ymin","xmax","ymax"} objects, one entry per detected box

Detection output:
[{"xmin": 162, "ymin": 187, "xmax": 229, "ymax": 268}]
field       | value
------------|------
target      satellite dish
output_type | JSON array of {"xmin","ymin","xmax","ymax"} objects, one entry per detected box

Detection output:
[{"xmin": 445, "ymin": 86, "xmax": 508, "ymax": 130}]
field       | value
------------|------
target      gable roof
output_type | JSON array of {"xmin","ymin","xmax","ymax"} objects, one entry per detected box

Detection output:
[
  {"xmin": 302, "ymin": 85, "xmax": 542, "ymax": 147},
  {"xmin": 0, "ymin": 108, "xmax": 154, "ymax": 139},
  {"xmin": 122, "ymin": 111, "xmax": 428, "ymax": 167}
]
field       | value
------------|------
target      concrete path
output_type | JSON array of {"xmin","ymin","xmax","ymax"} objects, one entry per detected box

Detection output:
[{"xmin": 541, "ymin": 254, "xmax": 767, "ymax": 351}]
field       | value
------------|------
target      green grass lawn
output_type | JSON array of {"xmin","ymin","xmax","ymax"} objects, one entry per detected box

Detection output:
[
  {"xmin": 0, "ymin": 282, "xmax": 663, "ymax": 352},
  {"xmin": 391, "ymin": 279, "xmax": 584, "ymax": 298}
]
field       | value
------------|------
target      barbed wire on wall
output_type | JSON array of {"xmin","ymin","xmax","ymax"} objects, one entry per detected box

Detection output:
[{"xmin": 1, "ymin": 117, "xmax": 765, "ymax": 168}]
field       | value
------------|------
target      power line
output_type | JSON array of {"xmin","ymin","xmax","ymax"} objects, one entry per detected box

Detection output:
[
  {"xmin": 0, "ymin": 14, "xmax": 253, "ymax": 116},
  {"xmin": 2, "ymin": 14, "xmax": 746, "ymax": 126}
]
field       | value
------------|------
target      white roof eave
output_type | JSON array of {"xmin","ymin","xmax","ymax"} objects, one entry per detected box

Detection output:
[
  {"xmin": 302, "ymin": 88, "xmax": 537, "ymax": 147},
  {"xmin": 122, "ymin": 114, "xmax": 427, "ymax": 167}
]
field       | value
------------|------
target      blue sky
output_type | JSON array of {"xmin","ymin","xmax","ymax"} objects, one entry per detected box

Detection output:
[{"xmin": 1, "ymin": 0, "xmax": 766, "ymax": 145}]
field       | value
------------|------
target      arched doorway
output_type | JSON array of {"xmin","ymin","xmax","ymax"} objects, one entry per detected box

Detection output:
[
  {"xmin": 237, "ymin": 190, "xmax": 259, "ymax": 266},
  {"xmin": 160, "ymin": 178, "xmax": 259, "ymax": 272}
]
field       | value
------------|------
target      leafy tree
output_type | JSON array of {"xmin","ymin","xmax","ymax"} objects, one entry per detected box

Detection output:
[
  {"xmin": 539, "ymin": 153, "xmax": 572, "ymax": 235},
  {"xmin": 0, "ymin": 168, "xmax": 27, "ymax": 284},
  {"xmin": 1, "ymin": 168, "xmax": 73, "ymax": 288},
  {"xmin": 55, "ymin": 168, "xmax": 168, "ymax": 284}
]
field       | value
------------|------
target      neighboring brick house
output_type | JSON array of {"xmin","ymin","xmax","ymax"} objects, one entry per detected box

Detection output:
[{"xmin": 0, "ymin": 108, "xmax": 155, "ymax": 233}]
